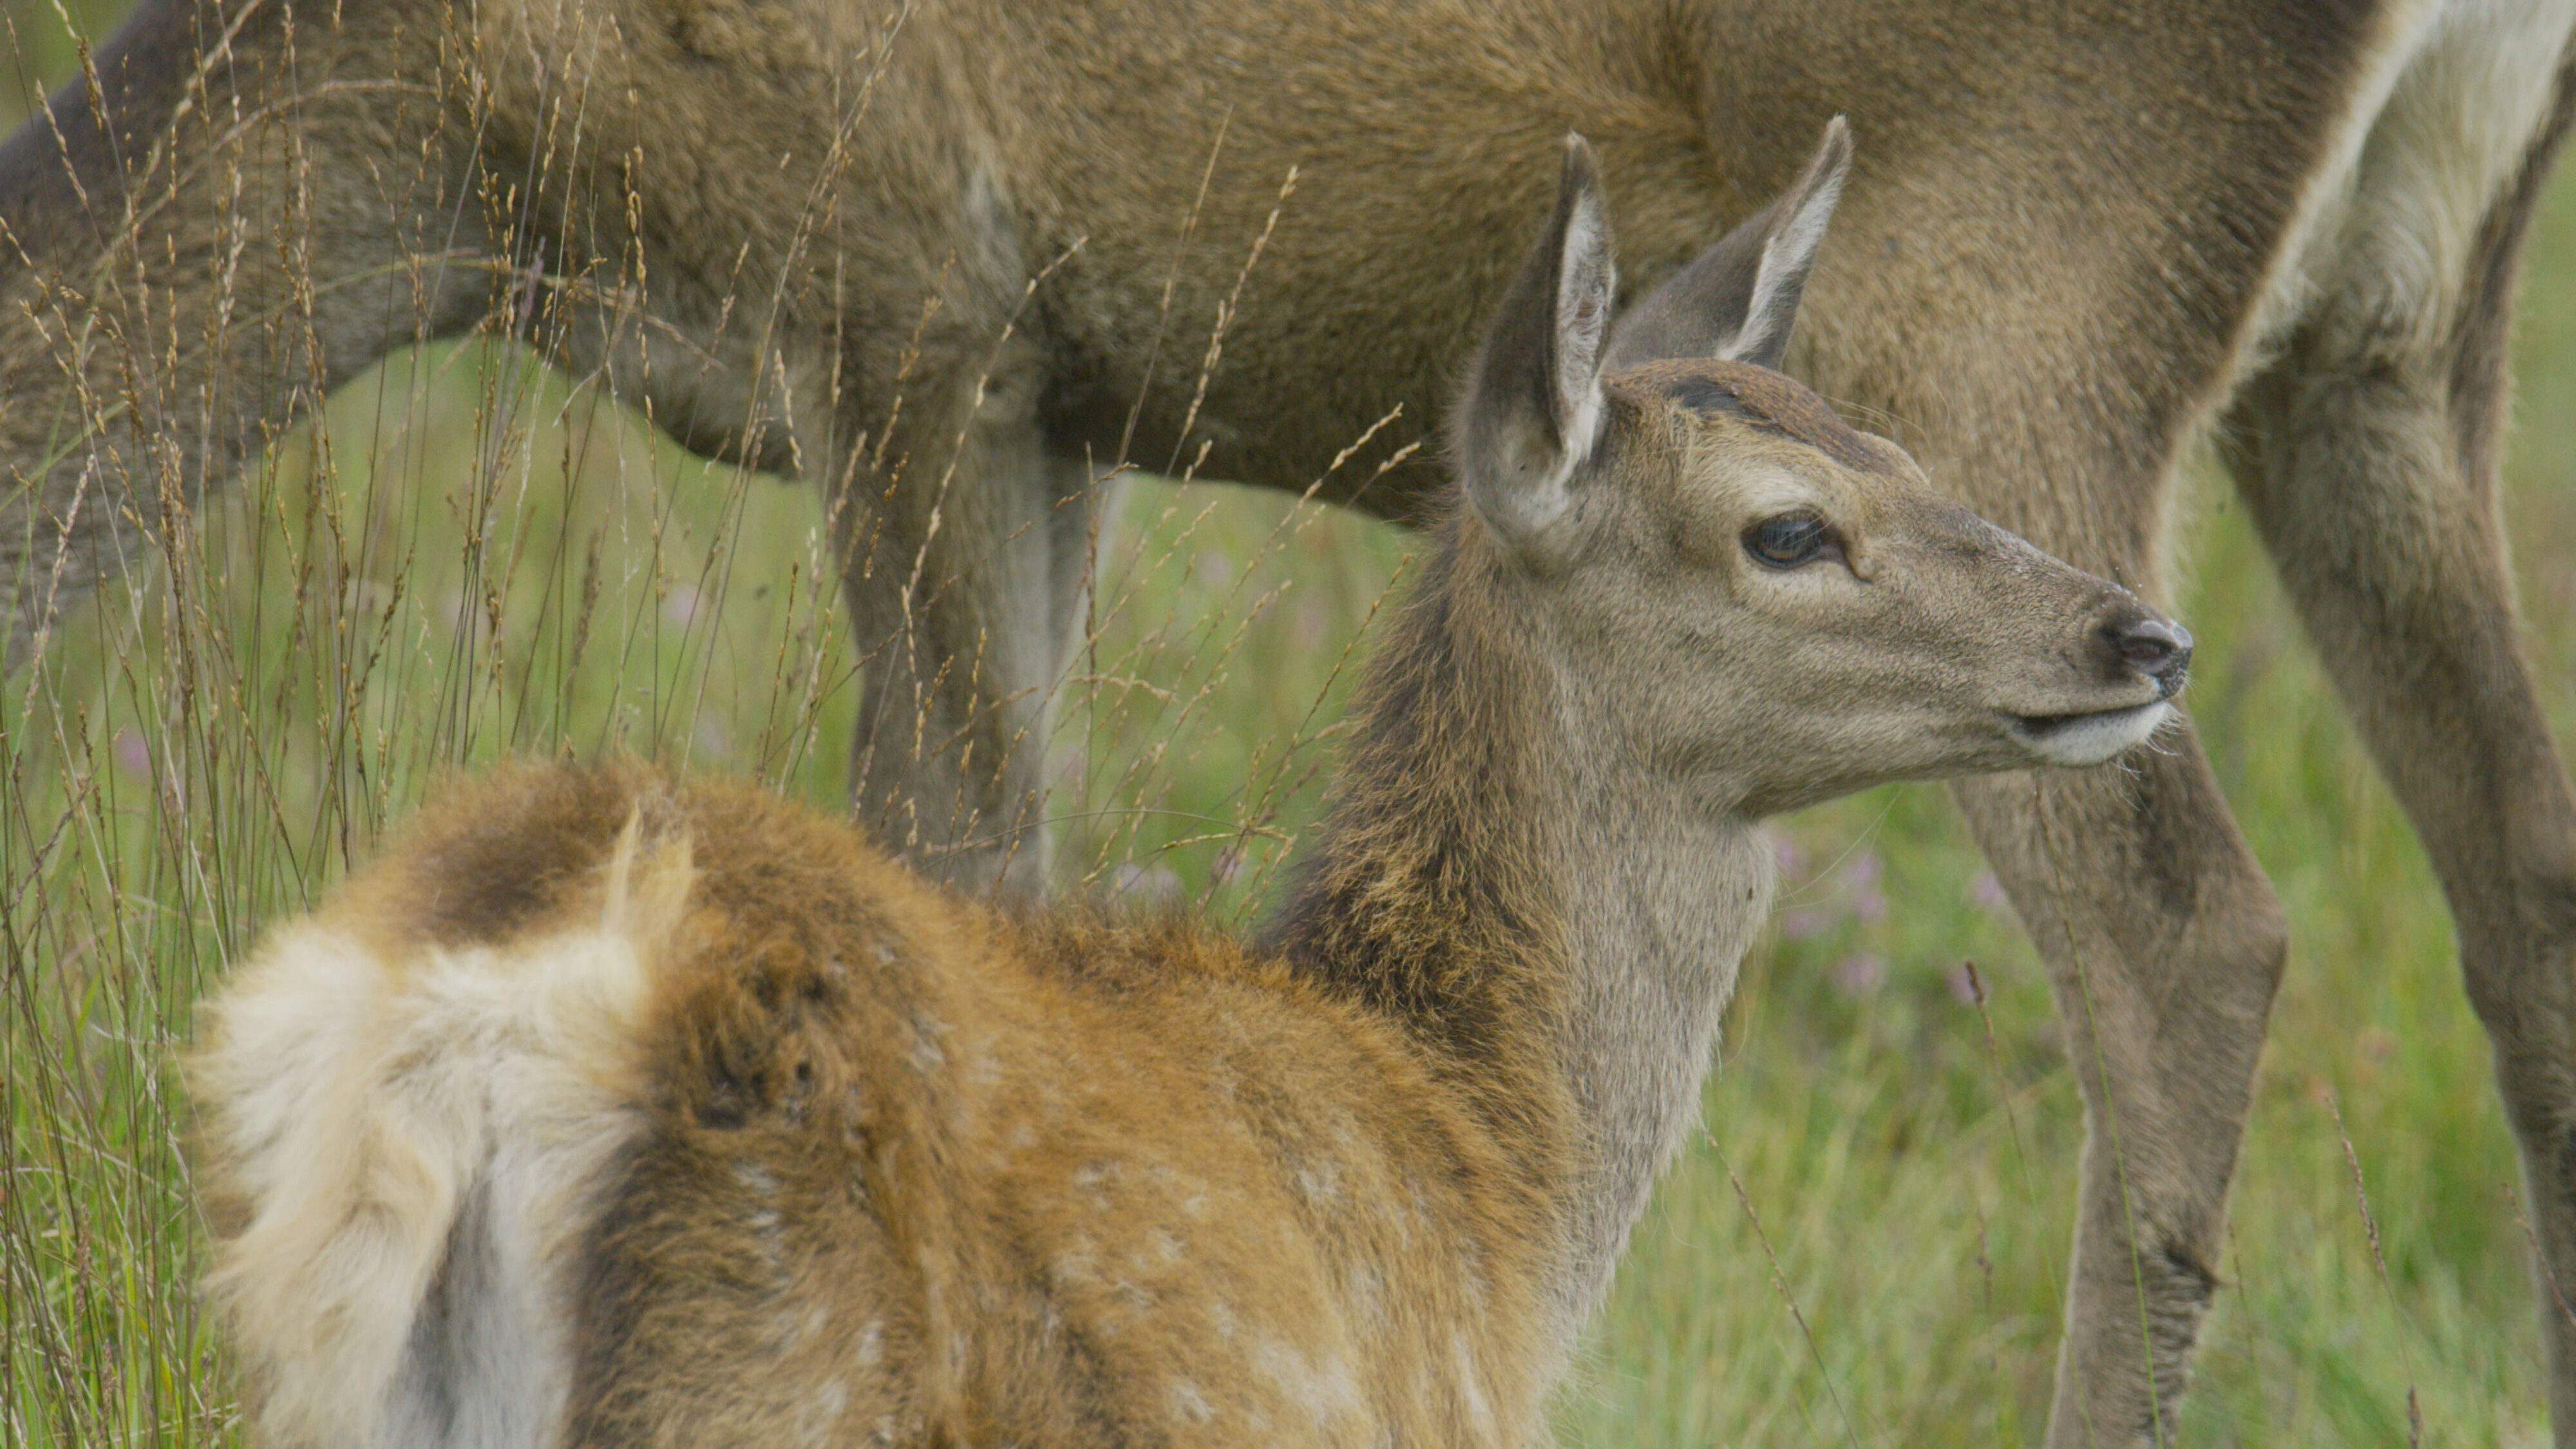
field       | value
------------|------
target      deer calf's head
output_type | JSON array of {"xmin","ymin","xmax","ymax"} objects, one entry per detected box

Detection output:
[{"xmin": 1460, "ymin": 124, "xmax": 2190, "ymax": 817}]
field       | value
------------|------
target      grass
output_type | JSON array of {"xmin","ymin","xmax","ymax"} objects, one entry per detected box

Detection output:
[{"xmin": 6, "ymin": 2, "xmax": 2576, "ymax": 1442}]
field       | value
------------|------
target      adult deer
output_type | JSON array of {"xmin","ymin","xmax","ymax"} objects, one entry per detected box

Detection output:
[
  {"xmin": 8, "ymin": 0, "xmax": 2575, "ymax": 1439},
  {"xmin": 189, "ymin": 139, "xmax": 2195, "ymax": 1447}
]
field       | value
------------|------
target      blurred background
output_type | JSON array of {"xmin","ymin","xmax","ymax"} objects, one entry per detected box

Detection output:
[{"xmin": 5, "ymin": 1, "xmax": 2573, "ymax": 1443}]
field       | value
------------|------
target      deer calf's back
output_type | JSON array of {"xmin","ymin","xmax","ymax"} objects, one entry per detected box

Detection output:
[{"xmin": 192, "ymin": 761, "xmax": 1559, "ymax": 1447}]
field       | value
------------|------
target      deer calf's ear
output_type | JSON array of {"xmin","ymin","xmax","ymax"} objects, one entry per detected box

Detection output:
[
  {"xmin": 1604, "ymin": 115, "xmax": 1851, "ymax": 372},
  {"xmin": 1461, "ymin": 134, "xmax": 1616, "ymax": 560}
]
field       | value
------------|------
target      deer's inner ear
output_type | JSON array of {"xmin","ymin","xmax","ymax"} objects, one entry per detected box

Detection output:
[
  {"xmin": 1604, "ymin": 116, "xmax": 1850, "ymax": 372},
  {"xmin": 1460, "ymin": 135, "xmax": 1618, "ymax": 563}
]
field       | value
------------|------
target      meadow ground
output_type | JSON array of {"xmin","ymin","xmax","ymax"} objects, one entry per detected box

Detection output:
[{"xmin": 6, "ymin": 5, "xmax": 2576, "ymax": 1443}]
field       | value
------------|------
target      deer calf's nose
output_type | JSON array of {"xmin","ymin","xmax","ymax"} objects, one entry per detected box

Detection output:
[{"xmin": 2107, "ymin": 615, "xmax": 2193, "ymax": 681}]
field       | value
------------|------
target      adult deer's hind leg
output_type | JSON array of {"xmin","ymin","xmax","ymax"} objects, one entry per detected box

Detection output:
[
  {"xmin": 2222, "ymin": 53, "xmax": 2576, "ymax": 1434},
  {"xmin": 1954, "ymin": 735, "xmax": 2288, "ymax": 1448}
]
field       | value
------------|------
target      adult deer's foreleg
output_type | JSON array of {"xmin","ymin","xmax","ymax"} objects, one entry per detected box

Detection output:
[
  {"xmin": 1955, "ymin": 740, "xmax": 2287, "ymax": 1448},
  {"xmin": 0, "ymin": 0, "xmax": 485, "ymax": 667},
  {"xmin": 2222, "ymin": 72, "xmax": 2576, "ymax": 1430},
  {"xmin": 828, "ymin": 323, "xmax": 1103, "ymax": 897}
]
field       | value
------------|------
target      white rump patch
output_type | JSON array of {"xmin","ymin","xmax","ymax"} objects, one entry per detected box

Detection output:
[{"xmin": 194, "ymin": 819, "xmax": 694, "ymax": 1448}]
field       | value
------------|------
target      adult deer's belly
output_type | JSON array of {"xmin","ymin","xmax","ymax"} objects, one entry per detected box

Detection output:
[{"xmin": 2239, "ymin": 0, "xmax": 2576, "ymax": 379}]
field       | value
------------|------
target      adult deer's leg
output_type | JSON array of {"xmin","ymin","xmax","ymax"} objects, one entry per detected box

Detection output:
[
  {"xmin": 1953, "ymin": 734, "xmax": 2287, "ymax": 1447},
  {"xmin": 827, "ymin": 309, "xmax": 1103, "ymax": 896},
  {"xmin": 2222, "ymin": 57, "xmax": 2576, "ymax": 1432},
  {"xmin": 0, "ymin": 0, "xmax": 484, "ymax": 666}
]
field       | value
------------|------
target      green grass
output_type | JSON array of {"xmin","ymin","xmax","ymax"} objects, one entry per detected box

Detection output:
[{"xmin": 8, "ymin": 5, "xmax": 2576, "ymax": 1442}]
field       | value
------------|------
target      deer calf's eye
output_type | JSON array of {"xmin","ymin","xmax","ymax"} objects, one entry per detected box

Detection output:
[{"xmin": 1743, "ymin": 513, "xmax": 1838, "ymax": 569}]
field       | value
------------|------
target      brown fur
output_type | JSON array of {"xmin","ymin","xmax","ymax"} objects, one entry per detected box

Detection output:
[
  {"xmin": 381, "ymin": 762, "xmax": 1560, "ymax": 1446},
  {"xmin": 586, "ymin": 801, "xmax": 1557, "ymax": 1444},
  {"xmin": 26, "ymin": 0, "xmax": 2576, "ymax": 1439},
  {"xmin": 209, "ymin": 757, "xmax": 1567, "ymax": 1446}
]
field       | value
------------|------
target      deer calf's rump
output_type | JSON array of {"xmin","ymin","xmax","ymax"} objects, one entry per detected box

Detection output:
[{"xmin": 191, "ymin": 131, "xmax": 2190, "ymax": 1447}]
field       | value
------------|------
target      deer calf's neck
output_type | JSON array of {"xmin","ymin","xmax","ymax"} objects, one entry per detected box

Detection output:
[{"xmin": 1263, "ymin": 521, "xmax": 1775, "ymax": 1331}]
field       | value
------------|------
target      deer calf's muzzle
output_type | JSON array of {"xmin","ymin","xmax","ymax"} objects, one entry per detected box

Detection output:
[{"xmin": 1998, "ymin": 592, "xmax": 2193, "ymax": 770}]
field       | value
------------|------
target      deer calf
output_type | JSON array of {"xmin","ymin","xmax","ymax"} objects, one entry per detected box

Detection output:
[{"xmin": 190, "ymin": 131, "xmax": 2190, "ymax": 1446}]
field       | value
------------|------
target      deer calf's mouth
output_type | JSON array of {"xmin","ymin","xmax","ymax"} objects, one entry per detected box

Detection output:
[{"xmin": 2007, "ymin": 701, "xmax": 2174, "ymax": 767}]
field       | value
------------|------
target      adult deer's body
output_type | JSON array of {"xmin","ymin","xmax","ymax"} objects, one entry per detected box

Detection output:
[
  {"xmin": 189, "ymin": 139, "xmax": 2196, "ymax": 1446},
  {"xmin": 11, "ymin": 0, "xmax": 2576, "ymax": 1439}
]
